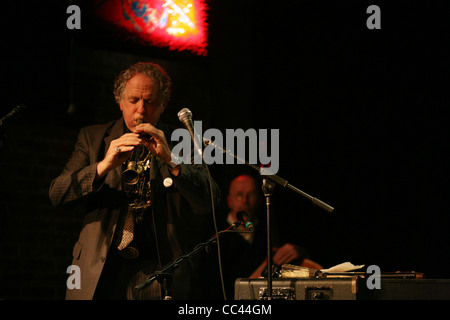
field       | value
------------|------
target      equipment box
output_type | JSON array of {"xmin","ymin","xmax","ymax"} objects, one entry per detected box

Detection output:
[{"xmin": 235, "ymin": 277, "xmax": 450, "ymax": 300}]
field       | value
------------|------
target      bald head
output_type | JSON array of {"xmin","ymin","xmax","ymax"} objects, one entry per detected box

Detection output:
[{"xmin": 227, "ymin": 175, "xmax": 262, "ymax": 218}]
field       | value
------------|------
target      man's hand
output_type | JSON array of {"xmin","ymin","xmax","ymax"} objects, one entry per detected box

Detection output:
[
  {"xmin": 272, "ymin": 243, "xmax": 303, "ymax": 266},
  {"xmin": 96, "ymin": 133, "xmax": 141, "ymax": 179},
  {"xmin": 250, "ymin": 243, "xmax": 306, "ymax": 278},
  {"xmin": 135, "ymin": 123, "xmax": 180, "ymax": 176}
]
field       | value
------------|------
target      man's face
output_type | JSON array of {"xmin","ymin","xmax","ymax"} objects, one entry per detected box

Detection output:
[
  {"xmin": 227, "ymin": 176, "xmax": 262, "ymax": 218},
  {"xmin": 120, "ymin": 73, "xmax": 165, "ymax": 131}
]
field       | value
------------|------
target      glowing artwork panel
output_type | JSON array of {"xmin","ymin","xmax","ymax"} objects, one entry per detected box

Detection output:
[{"xmin": 95, "ymin": 0, "xmax": 208, "ymax": 55}]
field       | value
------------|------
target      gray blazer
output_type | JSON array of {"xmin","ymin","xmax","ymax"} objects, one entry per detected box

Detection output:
[{"xmin": 49, "ymin": 118, "xmax": 220, "ymax": 300}]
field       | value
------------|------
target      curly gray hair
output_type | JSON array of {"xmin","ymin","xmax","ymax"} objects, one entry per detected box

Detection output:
[{"xmin": 113, "ymin": 62, "xmax": 172, "ymax": 106}]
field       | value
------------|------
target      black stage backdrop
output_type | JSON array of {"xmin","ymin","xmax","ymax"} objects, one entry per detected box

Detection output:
[{"xmin": 1, "ymin": 0, "xmax": 450, "ymax": 300}]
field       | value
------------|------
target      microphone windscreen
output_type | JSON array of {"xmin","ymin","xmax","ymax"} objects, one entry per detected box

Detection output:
[
  {"xmin": 236, "ymin": 211, "xmax": 249, "ymax": 221},
  {"xmin": 177, "ymin": 108, "xmax": 192, "ymax": 122}
]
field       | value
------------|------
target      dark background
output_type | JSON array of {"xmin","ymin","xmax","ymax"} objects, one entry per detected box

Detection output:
[{"xmin": 1, "ymin": 0, "xmax": 450, "ymax": 299}]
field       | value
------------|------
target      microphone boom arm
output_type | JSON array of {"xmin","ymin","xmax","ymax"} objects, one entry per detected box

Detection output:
[
  {"xmin": 203, "ymin": 138, "xmax": 334, "ymax": 213},
  {"xmin": 135, "ymin": 223, "xmax": 252, "ymax": 292}
]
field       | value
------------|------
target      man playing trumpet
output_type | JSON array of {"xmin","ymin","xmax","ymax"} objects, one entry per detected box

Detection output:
[{"xmin": 50, "ymin": 62, "xmax": 220, "ymax": 300}]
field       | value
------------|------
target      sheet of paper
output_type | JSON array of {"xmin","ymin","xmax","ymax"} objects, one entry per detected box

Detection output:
[{"xmin": 320, "ymin": 262, "xmax": 365, "ymax": 273}]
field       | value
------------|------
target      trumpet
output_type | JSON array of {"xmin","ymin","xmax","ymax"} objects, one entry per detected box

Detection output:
[
  {"xmin": 121, "ymin": 144, "xmax": 148, "ymax": 185},
  {"xmin": 121, "ymin": 120, "xmax": 152, "ymax": 209}
]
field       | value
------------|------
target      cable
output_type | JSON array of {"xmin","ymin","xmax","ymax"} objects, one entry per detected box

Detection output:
[{"xmin": 203, "ymin": 162, "xmax": 227, "ymax": 300}]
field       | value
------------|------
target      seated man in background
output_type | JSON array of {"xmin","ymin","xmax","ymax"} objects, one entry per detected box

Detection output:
[{"xmin": 218, "ymin": 174, "xmax": 322, "ymax": 299}]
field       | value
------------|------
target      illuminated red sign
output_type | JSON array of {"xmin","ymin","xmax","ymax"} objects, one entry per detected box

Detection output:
[{"xmin": 95, "ymin": 0, "xmax": 208, "ymax": 55}]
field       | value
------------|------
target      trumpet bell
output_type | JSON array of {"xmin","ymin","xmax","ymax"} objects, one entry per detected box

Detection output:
[{"xmin": 121, "ymin": 161, "xmax": 143, "ymax": 185}]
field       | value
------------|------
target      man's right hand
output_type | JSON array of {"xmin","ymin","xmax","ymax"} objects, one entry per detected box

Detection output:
[{"xmin": 96, "ymin": 133, "xmax": 142, "ymax": 179}]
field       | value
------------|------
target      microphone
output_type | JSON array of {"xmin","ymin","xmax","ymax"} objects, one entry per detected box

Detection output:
[
  {"xmin": 236, "ymin": 211, "xmax": 254, "ymax": 231},
  {"xmin": 0, "ymin": 104, "xmax": 27, "ymax": 127},
  {"xmin": 177, "ymin": 108, "xmax": 202, "ymax": 157}
]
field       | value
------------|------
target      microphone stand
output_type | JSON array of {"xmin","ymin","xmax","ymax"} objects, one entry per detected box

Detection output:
[
  {"xmin": 135, "ymin": 223, "xmax": 251, "ymax": 298},
  {"xmin": 203, "ymin": 138, "xmax": 334, "ymax": 300},
  {"xmin": 261, "ymin": 177, "xmax": 275, "ymax": 299}
]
